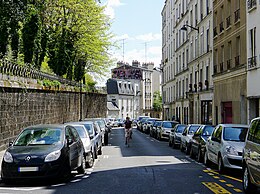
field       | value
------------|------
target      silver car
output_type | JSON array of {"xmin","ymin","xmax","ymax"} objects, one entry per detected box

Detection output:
[
  {"xmin": 204, "ymin": 124, "xmax": 248, "ymax": 172},
  {"xmin": 65, "ymin": 123, "xmax": 95, "ymax": 168}
]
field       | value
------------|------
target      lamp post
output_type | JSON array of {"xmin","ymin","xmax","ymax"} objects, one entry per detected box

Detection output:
[
  {"xmin": 133, "ymin": 90, "xmax": 140, "ymax": 119},
  {"xmin": 180, "ymin": 24, "xmax": 199, "ymax": 32}
]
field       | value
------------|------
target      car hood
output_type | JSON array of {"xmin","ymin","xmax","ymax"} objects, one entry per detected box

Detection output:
[
  {"xmin": 8, "ymin": 144, "xmax": 63, "ymax": 157},
  {"xmin": 224, "ymin": 141, "xmax": 245, "ymax": 152}
]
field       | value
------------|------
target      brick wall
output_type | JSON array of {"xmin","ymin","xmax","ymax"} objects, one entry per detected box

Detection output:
[{"xmin": 0, "ymin": 87, "xmax": 107, "ymax": 150}]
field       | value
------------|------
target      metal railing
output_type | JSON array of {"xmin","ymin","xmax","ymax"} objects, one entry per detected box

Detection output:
[
  {"xmin": 248, "ymin": 0, "xmax": 257, "ymax": 10},
  {"xmin": 0, "ymin": 59, "xmax": 81, "ymax": 87},
  {"xmin": 248, "ymin": 56, "xmax": 257, "ymax": 70}
]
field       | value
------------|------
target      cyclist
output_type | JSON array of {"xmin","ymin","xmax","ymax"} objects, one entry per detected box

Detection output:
[{"xmin": 124, "ymin": 117, "xmax": 132, "ymax": 147}]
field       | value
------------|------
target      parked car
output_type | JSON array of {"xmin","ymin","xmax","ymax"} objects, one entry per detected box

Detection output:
[
  {"xmin": 1, "ymin": 124, "xmax": 85, "ymax": 183},
  {"xmin": 189, "ymin": 125, "xmax": 215, "ymax": 161},
  {"xmin": 136, "ymin": 116, "xmax": 150, "ymax": 130},
  {"xmin": 150, "ymin": 120, "xmax": 163, "ymax": 138},
  {"xmin": 71, "ymin": 121, "xmax": 103, "ymax": 157},
  {"xmin": 169, "ymin": 124, "xmax": 187, "ymax": 148},
  {"xmin": 143, "ymin": 118, "xmax": 160, "ymax": 134},
  {"xmin": 156, "ymin": 121, "xmax": 179, "ymax": 140},
  {"xmin": 242, "ymin": 117, "xmax": 260, "ymax": 193},
  {"xmin": 180, "ymin": 124, "xmax": 201, "ymax": 154},
  {"xmin": 117, "ymin": 119, "xmax": 125, "ymax": 127},
  {"xmin": 65, "ymin": 123, "xmax": 95, "ymax": 168},
  {"xmin": 204, "ymin": 124, "xmax": 248, "ymax": 172}
]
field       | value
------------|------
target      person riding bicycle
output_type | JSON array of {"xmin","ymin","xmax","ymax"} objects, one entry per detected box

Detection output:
[{"xmin": 124, "ymin": 117, "xmax": 132, "ymax": 146}]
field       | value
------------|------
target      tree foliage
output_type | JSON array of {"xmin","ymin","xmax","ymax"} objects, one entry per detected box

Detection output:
[
  {"xmin": 0, "ymin": 0, "xmax": 114, "ymax": 84},
  {"xmin": 153, "ymin": 91, "xmax": 162, "ymax": 111}
]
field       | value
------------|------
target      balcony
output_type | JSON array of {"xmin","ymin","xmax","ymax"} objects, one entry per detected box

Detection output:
[
  {"xmin": 213, "ymin": 26, "xmax": 218, "ymax": 37},
  {"xmin": 248, "ymin": 56, "xmax": 257, "ymax": 70},
  {"xmin": 219, "ymin": 22, "xmax": 224, "ymax": 33},
  {"xmin": 226, "ymin": 16, "xmax": 231, "ymax": 28},
  {"xmin": 235, "ymin": 55, "xmax": 240, "ymax": 66},
  {"xmin": 227, "ymin": 59, "xmax": 232, "ymax": 69},
  {"xmin": 248, "ymin": 0, "xmax": 257, "ymax": 11},
  {"xmin": 234, "ymin": 9, "xmax": 240, "ymax": 23}
]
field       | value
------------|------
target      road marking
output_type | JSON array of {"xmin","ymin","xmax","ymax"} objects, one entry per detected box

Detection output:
[
  {"xmin": 226, "ymin": 184, "xmax": 234, "ymax": 188},
  {"xmin": 233, "ymin": 188, "xmax": 242, "ymax": 192},
  {"xmin": 222, "ymin": 175, "xmax": 242, "ymax": 183},
  {"xmin": 219, "ymin": 180, "xmax": 226, "ymax": 183},
  {"xmin": 202, "ymin": 182, "xmax": 231, "ymax": 194},
  {"xmin": 71, "ymin": 179, "xmax": 81, "ymax": 183},
  {"xmin": 213, "ymin": 176, "xmax": 220, "ymax": 179},
  {"xmin": 0, "ymin": 187, "xmax": 44, "ymax": 191}
]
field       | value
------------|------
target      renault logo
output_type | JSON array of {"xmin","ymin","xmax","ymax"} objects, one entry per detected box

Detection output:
[{"xmin": 25, "ymin": 156, "xmax": 31, "ymax": 162}]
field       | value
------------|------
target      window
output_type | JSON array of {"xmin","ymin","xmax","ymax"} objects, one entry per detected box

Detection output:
[
  {"xmin": 248, "ymin": 27, "xmax": 257, "ymax": 69},
  {"xmin": 248, "ymin": 119, "xmax": 260, "ymax": 144}
]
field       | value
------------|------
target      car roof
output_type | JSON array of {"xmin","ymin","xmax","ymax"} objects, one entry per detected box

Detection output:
[
  {"xmin": 218, "ymin": 124, "xmax": 249, "ymax": 127},
  {"xmin": 66, "ymin": 121, "xmax": 94, "ymax": 125},
  {"xmin": 26, "ymin": 124, "xmax": 67, "ymax": 129}
]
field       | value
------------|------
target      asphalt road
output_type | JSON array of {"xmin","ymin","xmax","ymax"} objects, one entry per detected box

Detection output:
[{"xmin": 0, "ymin": 127, "xmax": 245, "ymax": 194}]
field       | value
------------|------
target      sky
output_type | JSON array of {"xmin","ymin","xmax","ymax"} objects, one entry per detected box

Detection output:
[{"xmin": 96, "ymin": 0, "xmax": 164, "ymax": 86}]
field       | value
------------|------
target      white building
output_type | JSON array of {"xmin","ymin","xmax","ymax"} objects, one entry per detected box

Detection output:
[
  {"xmin": 162, "ymin": 0, "xmax": 213, "ymax": 124},
  {"xmin": 247, "ymin": 0, "xmax": 260, "ymax": 122}
]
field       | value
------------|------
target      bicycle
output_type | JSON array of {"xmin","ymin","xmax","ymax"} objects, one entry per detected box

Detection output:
[{"xmin": 125, "ymin": 128, "xmax": 132, "ymax": 147}]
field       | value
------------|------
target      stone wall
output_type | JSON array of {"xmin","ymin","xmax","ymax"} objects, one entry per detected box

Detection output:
[{"xmin": 0, "ymin": 87, "xmax": 107, "ymax": 150}]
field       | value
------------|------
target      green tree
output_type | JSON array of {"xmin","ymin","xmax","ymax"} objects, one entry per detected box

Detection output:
[{"xmin": 153, "ymin": 91, "xmax": 162, "ymax": 111}]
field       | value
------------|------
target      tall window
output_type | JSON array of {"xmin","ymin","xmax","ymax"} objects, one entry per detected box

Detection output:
[
  {"xmin": 200, "ymin": 0, "xmax": 203, "ymax": 21},
  {"xmin": 206, "ymin": 28, "xmax": 210, "ymax": 52},
  {"xmin": 195, "ymin": 4, "xmax": 198, "ymax": 25},
  {"xmin": 249, "ymin": 27, "xmax": 256, "ymax": 57}
]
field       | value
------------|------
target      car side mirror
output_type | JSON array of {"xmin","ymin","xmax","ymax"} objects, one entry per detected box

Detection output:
[
  {"xmin": 89, "ymin": 135, "xmax": 94, "ymax": 140},
  {"xmin": 9, "ymin": 142, "xmax": 13, "ymax": 146}
]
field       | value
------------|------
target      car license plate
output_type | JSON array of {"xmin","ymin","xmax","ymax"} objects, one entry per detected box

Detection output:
[{"xmin": 18, "ymin": 167, "xmax": 39, "ymax": 172}]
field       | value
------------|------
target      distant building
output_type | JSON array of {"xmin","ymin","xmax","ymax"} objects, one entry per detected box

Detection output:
[
  {"xmin": 247, "ymin": 1, "xmax": 260, "ymax": 122},
  {"xmin": 107, "ymin": 61, "xmax": 161, "ymax": 119}
]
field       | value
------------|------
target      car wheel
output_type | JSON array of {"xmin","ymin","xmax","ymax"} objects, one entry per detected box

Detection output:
[
  {"xmin": 169, "ymin": 139, "xmax": 172, "ymax": 147},
  {"xmin": 243, "ymin": 166, "xmax": 257, "ymax": 193},
  {"xmin": 197, "ymin": 148, "xmax": 203, "ymax": 162},
  {"xmin": 204, "ymin": 150, "xmax": 210, "ymax": 166},
  {"xmin": 94, "ymin": 147, "xmax": 98, "ymax": 159},
  {"xmin": 77, "ymin": 155, "xmax": 86, "ymax": 174},
  {"xmin": 185, "ymin": 143, "xmax": 190, "ymax": 155},
  {"xmin": 218, "ymin": 155, "xmax": 225, "ymax": 173},
  {"xmin": 62, "ymin": 159, "xmax": 72, "ymax": 182},
  {"xmin": 190, "ymin": 147, "xmax": 195, "ymax": 159},
  {"xmin": 86, "ymin": 152, "xmax": 94, "ymax": 168},
  {"xmin": 172, "ymin": 139, "xmax": 176, "ymax": 149},
  {"xmin": 180, "ymin": 142, "xmax": 184, "ymax": 152},
  {"xmin": 98, "ymin": 146, "xmax": 102, "ymax": 155}
]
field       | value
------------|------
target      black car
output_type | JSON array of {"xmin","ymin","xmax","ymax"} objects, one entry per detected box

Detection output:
[
  {"xmin": 190, "ymin": 125, "xmax": 215, "ymax": 162},
  {"xmin": 1, "ymin": 124, "xmax": 85, "ymax": 183}
]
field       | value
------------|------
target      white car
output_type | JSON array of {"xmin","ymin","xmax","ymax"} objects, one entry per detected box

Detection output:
[
  {"xmin": 157, "ymin": 121, "xmax": 179, "ymax": 140},
  {"xmin": 204, "ymin": 124, "xmax": 248, "ymax": 172},
  {"xmin": 180, "ymin": 124, "xmax": 201, "ymax": 154}
]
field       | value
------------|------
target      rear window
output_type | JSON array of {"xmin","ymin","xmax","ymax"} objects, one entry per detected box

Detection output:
[
  {"xmin": 83, "ymin": 124, "xmax": 94, "ymax": 134},
  {"xmin": 223, "ymin": 127, "xmax": 248, "ymax": 142},
  {"xmin": 189, "ymin": 126, "xmax": 200, "ymax": 134},
  {"xmin": 176, "ymin": 125, "xmax": 186, "ymax": 133},
  {"xmin": 73, "ymin": 126, "xmax": 88, "ymax": 138},
  {"xmin": 163, "ymin": 122, "xmax": 178, "ymax": 128},
  {"xmin": 203, "ymin": 126, "xmax": 215, "ymax": 136}
]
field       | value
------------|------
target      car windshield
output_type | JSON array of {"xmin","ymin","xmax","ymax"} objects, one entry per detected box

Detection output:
[
  {"xmin": 163, "ymin": 122, "xmax": 178, "ymax": 128},
  {"xmin": 189, "ymin": 126, "xmax": 200, "ymax": 134},
  {"xmin": 202, "ymin": 126, "xmax": 215, "ymax": 136},
  {"xmin": 73, "ymin": 126, "xmax": 88, "ymax": 138},
  {"xmin": 83, "ymin": 124, "xmax": 94, "ymax": 135},
  {"xmin": 155, "ymin": 121, "xmax": 162, "ymax": 126},
  {"xmin": 223, "ymin": 127, "xmax": 248, "ymax": 142},
  {"xmin": 97, "ymin": 120, "xmax": 105, "ymax": 128},
  {"xmin": 176, "ymin": 125, "xmax": 186, "ymax": 133},
  {"xmin": 14, "ymin": 127, "xmax": 62, "ymax": 146}
]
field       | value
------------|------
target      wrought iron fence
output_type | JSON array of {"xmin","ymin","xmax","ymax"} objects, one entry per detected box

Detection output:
[{"xmin": 0, "ymin": 59, "xmax": 81, "ymax": 87}]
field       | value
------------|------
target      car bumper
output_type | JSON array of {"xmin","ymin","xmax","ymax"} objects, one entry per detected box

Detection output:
[
  {"xmin": 223, "ymin": 154, "xmax": 243, "ymax": 169},
  {"xmin": 1, "ymin": 158, "xmax": 68, "ymax": 180}
]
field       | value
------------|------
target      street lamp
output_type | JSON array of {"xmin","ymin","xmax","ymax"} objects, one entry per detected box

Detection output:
[
  {"xmin": 180, "ymin": 24, "xmax": 199, "ymax": 32},
  {"xmin": 133, "ymin": 90, "xmax": 140, "ymax": 119}
]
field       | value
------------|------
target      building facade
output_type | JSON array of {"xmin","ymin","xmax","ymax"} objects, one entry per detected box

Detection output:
[
  {"xmin": 247, "ymin": 0, "xmax": 260, "ymax": 122},
  {"xmin": 213, "ymin": 0, "xmax": 247, "ymax": 124},
  {"xmin": 162, "ymin": 0, "xmax": 213, "ymax": 124},
  {"xmin": 107, "ymin": 61, "xmax": 161, "ymax": 119}
]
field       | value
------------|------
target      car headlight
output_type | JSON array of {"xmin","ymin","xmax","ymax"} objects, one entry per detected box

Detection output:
[
  {"xmin": 225, "ymin": 146, "xmax": 238, "ymax": 156},
  {"xmin": 45, "ymin": 150, "xmax": 61, "ymax": 162},
  {"xmin": 3, "ymin": 151, "xmax": 13, "ymax": 163}
]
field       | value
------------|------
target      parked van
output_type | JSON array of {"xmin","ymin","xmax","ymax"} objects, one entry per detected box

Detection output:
[{"xmin": 242, "ymin": 117, "xmax": 260, "ymax": 193}]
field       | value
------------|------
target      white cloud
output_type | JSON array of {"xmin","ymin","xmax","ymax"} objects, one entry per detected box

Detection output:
[
  {"xmin": 135, "ymin": 33, "xmax": 161, "ymax": 42},
  {"xmin": 104, "ymin": 0, "xmax": 124, "ymax": 19}
]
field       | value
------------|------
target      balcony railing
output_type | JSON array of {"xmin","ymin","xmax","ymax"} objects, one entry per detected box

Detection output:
[
  {"xmin": 234, "ymin": 9, "xmax": 240, "ymax": 23},
  {"xmin": 235, "ymin": 55, "xmax": 240, "ymax": 66},
  {"xmin": 248, "ymin": 56, "xmax": 257, "ymax": 70},
  {"xmin": 213, "ymin": 26, "xmax": 218, "ymax": 37},
  {"xmin": 227, "ymin": 59, "xmax": 232, "ymax": 69},
  {"xmin": 219, "ymin": 22, "xmax": 224, "ymax": 33},
  {"xmin": 226, "ymin": 16, "xmax": 231, "ymax": 28},
  {"xmin": 248, "ymin": 0, "xmax": 257, "ymax": 10}
]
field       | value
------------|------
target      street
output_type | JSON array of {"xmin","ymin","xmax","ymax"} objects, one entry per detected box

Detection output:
[{"xmin": 0, "ymin": 127, "xmax": 244, "ymax": 194}]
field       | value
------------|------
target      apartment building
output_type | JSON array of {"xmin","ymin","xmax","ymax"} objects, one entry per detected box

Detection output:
[
  {"xmin": 247, "ymin": 0, "xmax": 260, "ymax": 122},
  {"xmin": 213, "ymin": 0, "xmax": 247, "ymax": 124},
  {"xmin": 162, "ymin": 0, "xmax": 213, "ymax": 124}
]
